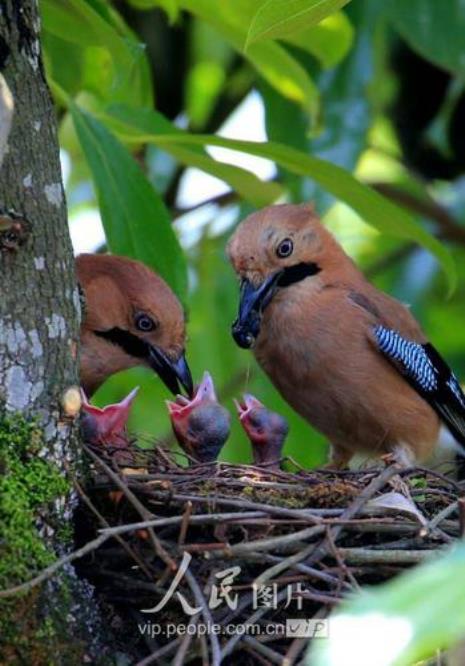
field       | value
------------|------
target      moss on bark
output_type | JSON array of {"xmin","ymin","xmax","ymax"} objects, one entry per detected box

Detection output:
[{"xmin": 0, "ymin": 414, "xmax": 83, "ymax": 664}]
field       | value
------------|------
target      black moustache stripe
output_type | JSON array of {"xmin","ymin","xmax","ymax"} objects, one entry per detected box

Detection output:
[
  {"xmin": 95, "ymin": 327, "xmax": 150, "ymax": 359},
  {"xmin": 277, "ymin": 262, "xmax": 321, "ymax": 288}
]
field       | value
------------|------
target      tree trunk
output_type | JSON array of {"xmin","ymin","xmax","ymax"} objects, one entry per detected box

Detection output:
[
  {"xmin": 0, "ymin": 2, "xmax": 107, "ymax": 662},
  {"xmin": 0, "ymin": 4, "xmax": 79, "ymax": 413}
]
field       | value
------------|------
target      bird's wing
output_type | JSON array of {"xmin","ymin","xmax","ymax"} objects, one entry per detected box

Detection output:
[
  {"xmin": 373, "ymin": 324, "xmax": 465, "ymax": 448},
  {"xmin": 346, "ymin": 288, "xmax": 465, "ymax": 448}
]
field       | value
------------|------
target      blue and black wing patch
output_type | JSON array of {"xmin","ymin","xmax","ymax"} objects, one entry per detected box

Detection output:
[{"xmin": 374, "ymin": 325, "xmax": 465, "ymax": 447}]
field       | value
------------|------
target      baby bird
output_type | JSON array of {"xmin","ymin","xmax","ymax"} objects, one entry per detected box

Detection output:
[
  {"xmin": 227, "ymin": 203, "xmax": 465, "ymax": 468},
  {"xmin": 235, "ymin": 394, "xmax": 289, "ymax": 470},
  {"xmin": 76, "ymin": 254, "xmax": 193, "ymax": 398},
  {"xmin": 81, "ymin": 388, "xmax": 145, "ymax": 503},
  {"xmin": 166, "ymin": 371, "xmax": 231, "ymax": 463},
  {"xmin": 80, "ymin": 387, "xmax": 139, "ymax": 447}
]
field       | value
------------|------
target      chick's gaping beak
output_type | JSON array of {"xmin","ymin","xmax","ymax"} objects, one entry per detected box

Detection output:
[
  {"xmin": 234, "ymin": 393, "xmax": 264, "ymax": 421},
  {"xmin": 232, "ymin": 272, "xmax": 283, "ymax": 349},
  {"xmin": 166, "ymin": 371, "xmax": 216, "ymax": 418},
  {"xmin": 149, "ymin": 347, "xmax": 194, "ymax": 398}
]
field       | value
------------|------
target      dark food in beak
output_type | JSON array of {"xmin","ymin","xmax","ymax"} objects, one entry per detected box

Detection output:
[
  {"xmin": 232, "ymin": 272, "xmax": 282, "ymax": 349},
  {"xmin": 231, "ymin": 263, "xmax": 321, "ymax": 349}
]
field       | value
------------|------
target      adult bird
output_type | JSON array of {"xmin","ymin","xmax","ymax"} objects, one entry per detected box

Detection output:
[
  {"xmin": 76, "ymin": 254, "xmax": 193, "ymax": 398},
  {"xmin": 227, "ymin": 203, "xmax": 465, "ymax": 468}
]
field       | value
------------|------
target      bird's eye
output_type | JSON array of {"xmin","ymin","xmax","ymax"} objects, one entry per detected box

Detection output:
[
  {"xmin": 276, "ymin": 238, "xmax": 294, "ymax": 258},
  {"xmin": 135, "ymin": 313, "xmax": 156, "ymax": 332}
]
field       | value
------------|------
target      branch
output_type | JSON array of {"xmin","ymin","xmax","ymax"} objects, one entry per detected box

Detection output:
[
  {"xmin": 373, "ymin": 182, "xmax": 465, "ymax": 245},
  {"xmin": 337, "ymin": 547, "xmax": 440, "ymax": 565},
  {"xmin": 0, "ymin": 532, "xmax": 110, "ymax": 598},
  {"xmin": 84, "ymin": 445, "xmax": 177, "ymax": 571}
]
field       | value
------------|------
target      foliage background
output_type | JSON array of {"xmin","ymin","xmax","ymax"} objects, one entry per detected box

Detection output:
[{"xmin": 41, "ymin": 0, "xmax": 465, "ymax": 468}]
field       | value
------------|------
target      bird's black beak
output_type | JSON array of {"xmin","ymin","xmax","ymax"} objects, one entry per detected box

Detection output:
[
  {"xmin": 149, "ymin": 347, "xmax": 194, "ymax": 398},
  {"xmin": 94, "ymin": 326, "xmax": 194, "ymax": 397},
  {"xmin": 232, "ymin": 272, "xmax": 283, "ymax": 349},
  {"xmin": 231, "ymin": 262, "xmax": 321, "ymax": 349}
]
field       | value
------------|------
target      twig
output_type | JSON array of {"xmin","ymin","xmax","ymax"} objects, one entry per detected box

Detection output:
[
  {"xmin": 84, "ymin": 445, "xmax": 177, "ymax": 571},
  {"xmin": 325, "ymin": 526, "xmax": 360, "ymax": 591},
  {"xmin": 254, "ymin": 465, "xmax": 400, "ymax": 585},
  {"xmin": 178, "ymin": 501, "xmax": 193, "ymax": 546},
  {"xmin": 366, "ymin": 243, "xmax": 416, "ymax": 277},
  {"xmin": 299, "ymin": 589, "xmax": 341, "ymax": 605},
  {"xmin": 0, "ymin": 532, "xmax": 109, "ymax": 598},
  {"xmin": 172, "ymin": 614, "xmax": 201, "ymax": 666},
  {"xmin": 337, "ymin": 547, "xmax": 440, "ymax": 565},
  {"xmin": 244, "ymin": 645, "xmax": 273, "ymax": 666},
  {"xmin": 429, "ymin": 501, "xmax": 458, "ymax": 530},
  {"xmin": 242, "ymin": 635, "xmax": 284, "ymax": 664},
  {"xmin": 259, "ymin": 554, "xmax": 353, "ymax": 591},
  {"xmin": 70, "ymin": 448, "xmax": 462, "ymax": 663},
  {"xmin": 207, "ymin": 524, "xmax": 325, "ymax": 558},
  {"xmin": 282, "ymin": 637, "xmax": 310, "ymax": 666},
  {"xmin": 221, "ymin": 589, "xmax": 288, "ymax": 659},
  {"xmin": 459, "ymin": 497, "xmax": 465, "ymax": 538},
  {"xmin": 69, "ymin": 467, "xmax": 152, "ymax": 579},
  {"xmin": 127, "ymin": 487, "xmax": 324, "ymax": 524},
  {"xmin": 409, "ymin": 466, "xmax": 462, "ymax": 492},
  {"xmin": 372, "ymin": 182, "xmax": 465, "ymax": 245},
  {"xmin": 183, "ymin": 569, "xmax": 221, "ymax": 666},
  {"xmin": 135, "ymin": 637, "xmax": 183, "ymax": 666},
  {"xmin": 97, "ymin": 511, "xmax": 268, "ymax": 538},
  {"xmin": 306, "ymin": 464, "xmax": 401, "ymax": 566},
  {"xmin": 172, "ymin": 189, "xmax": 239, "ymax": 218}
]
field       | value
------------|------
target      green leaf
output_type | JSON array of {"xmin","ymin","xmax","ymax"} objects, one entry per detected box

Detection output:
[
  {"xmin": 104, "ymin": 107, "xmax": 455, "ymax": 290},
  {"xmin": 126, "ymin": 0, "xmax": 179, "ymax": 23},
  {"xmin": 186, "ymin": 20, "xmax": 234, "ymax": 128},
  {"xmin": 41, "ymin": 0, "xmax": 133, "ymax": 64},
  {"xmin": 246, "ymin": 0, "xmax": 352, "ymax": 48},
  {"xmin": 244, "ymin": 38, "xmax": 319, "ymax": 115},
  {"xmin": 179, "ymin": 0, "xmax": 319, "ymax": 116},
  {"xmin": 283, "ymin": 11, "xmax": 354, "ymax": 69},
  {"xmin": 309, "ymin": 542, "xmax": 465, "ymax": 666},
  {"xmin": 41, "ymin": 0, "xmax": 152, "ymax": 107},
  {"xmin": 264, "ymin": 0, "xmax": 376, "ymax": 207},
  {"xmin": 42, "ymin": 32, "xmax": 85, "ymax": 98},
  {"xmin": 103, "ymin": 104, "xmax": 283, "ymax": 207},
  {"xmin": 70, "ymin": 103, "xmax": 187, "ymax": 301},
  {"xmin": 387, "ymin": 0, "xmax": 465, "ymax": 75}
]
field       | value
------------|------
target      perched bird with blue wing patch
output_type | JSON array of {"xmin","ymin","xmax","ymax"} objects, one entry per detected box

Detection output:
[{"xmin": 227, "ymin": 203, "xmax": 465, "ymax": 468}]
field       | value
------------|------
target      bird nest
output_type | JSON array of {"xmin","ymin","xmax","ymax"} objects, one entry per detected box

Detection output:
[{"xmin": 75, "ymin": 443, "xmax": 464, "ymax": 665}]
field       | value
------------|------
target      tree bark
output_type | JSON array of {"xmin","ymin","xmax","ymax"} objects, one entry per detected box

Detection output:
[
  {"xmin": 0, "ymin": 2, "xmax": 79, "ymax": 416},
  {"xmin": 0, "ymin": 2, "xmax": 107, "ymax": 662}
]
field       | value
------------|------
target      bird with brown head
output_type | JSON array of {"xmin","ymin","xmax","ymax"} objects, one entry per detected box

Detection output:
[
  {"xmin": 228, "ymin": 203, "xmax": 465, "ymax": 468},
  {"xmin": 77, "ymin": 254, "xmax": 193, "ymax": 399}
]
